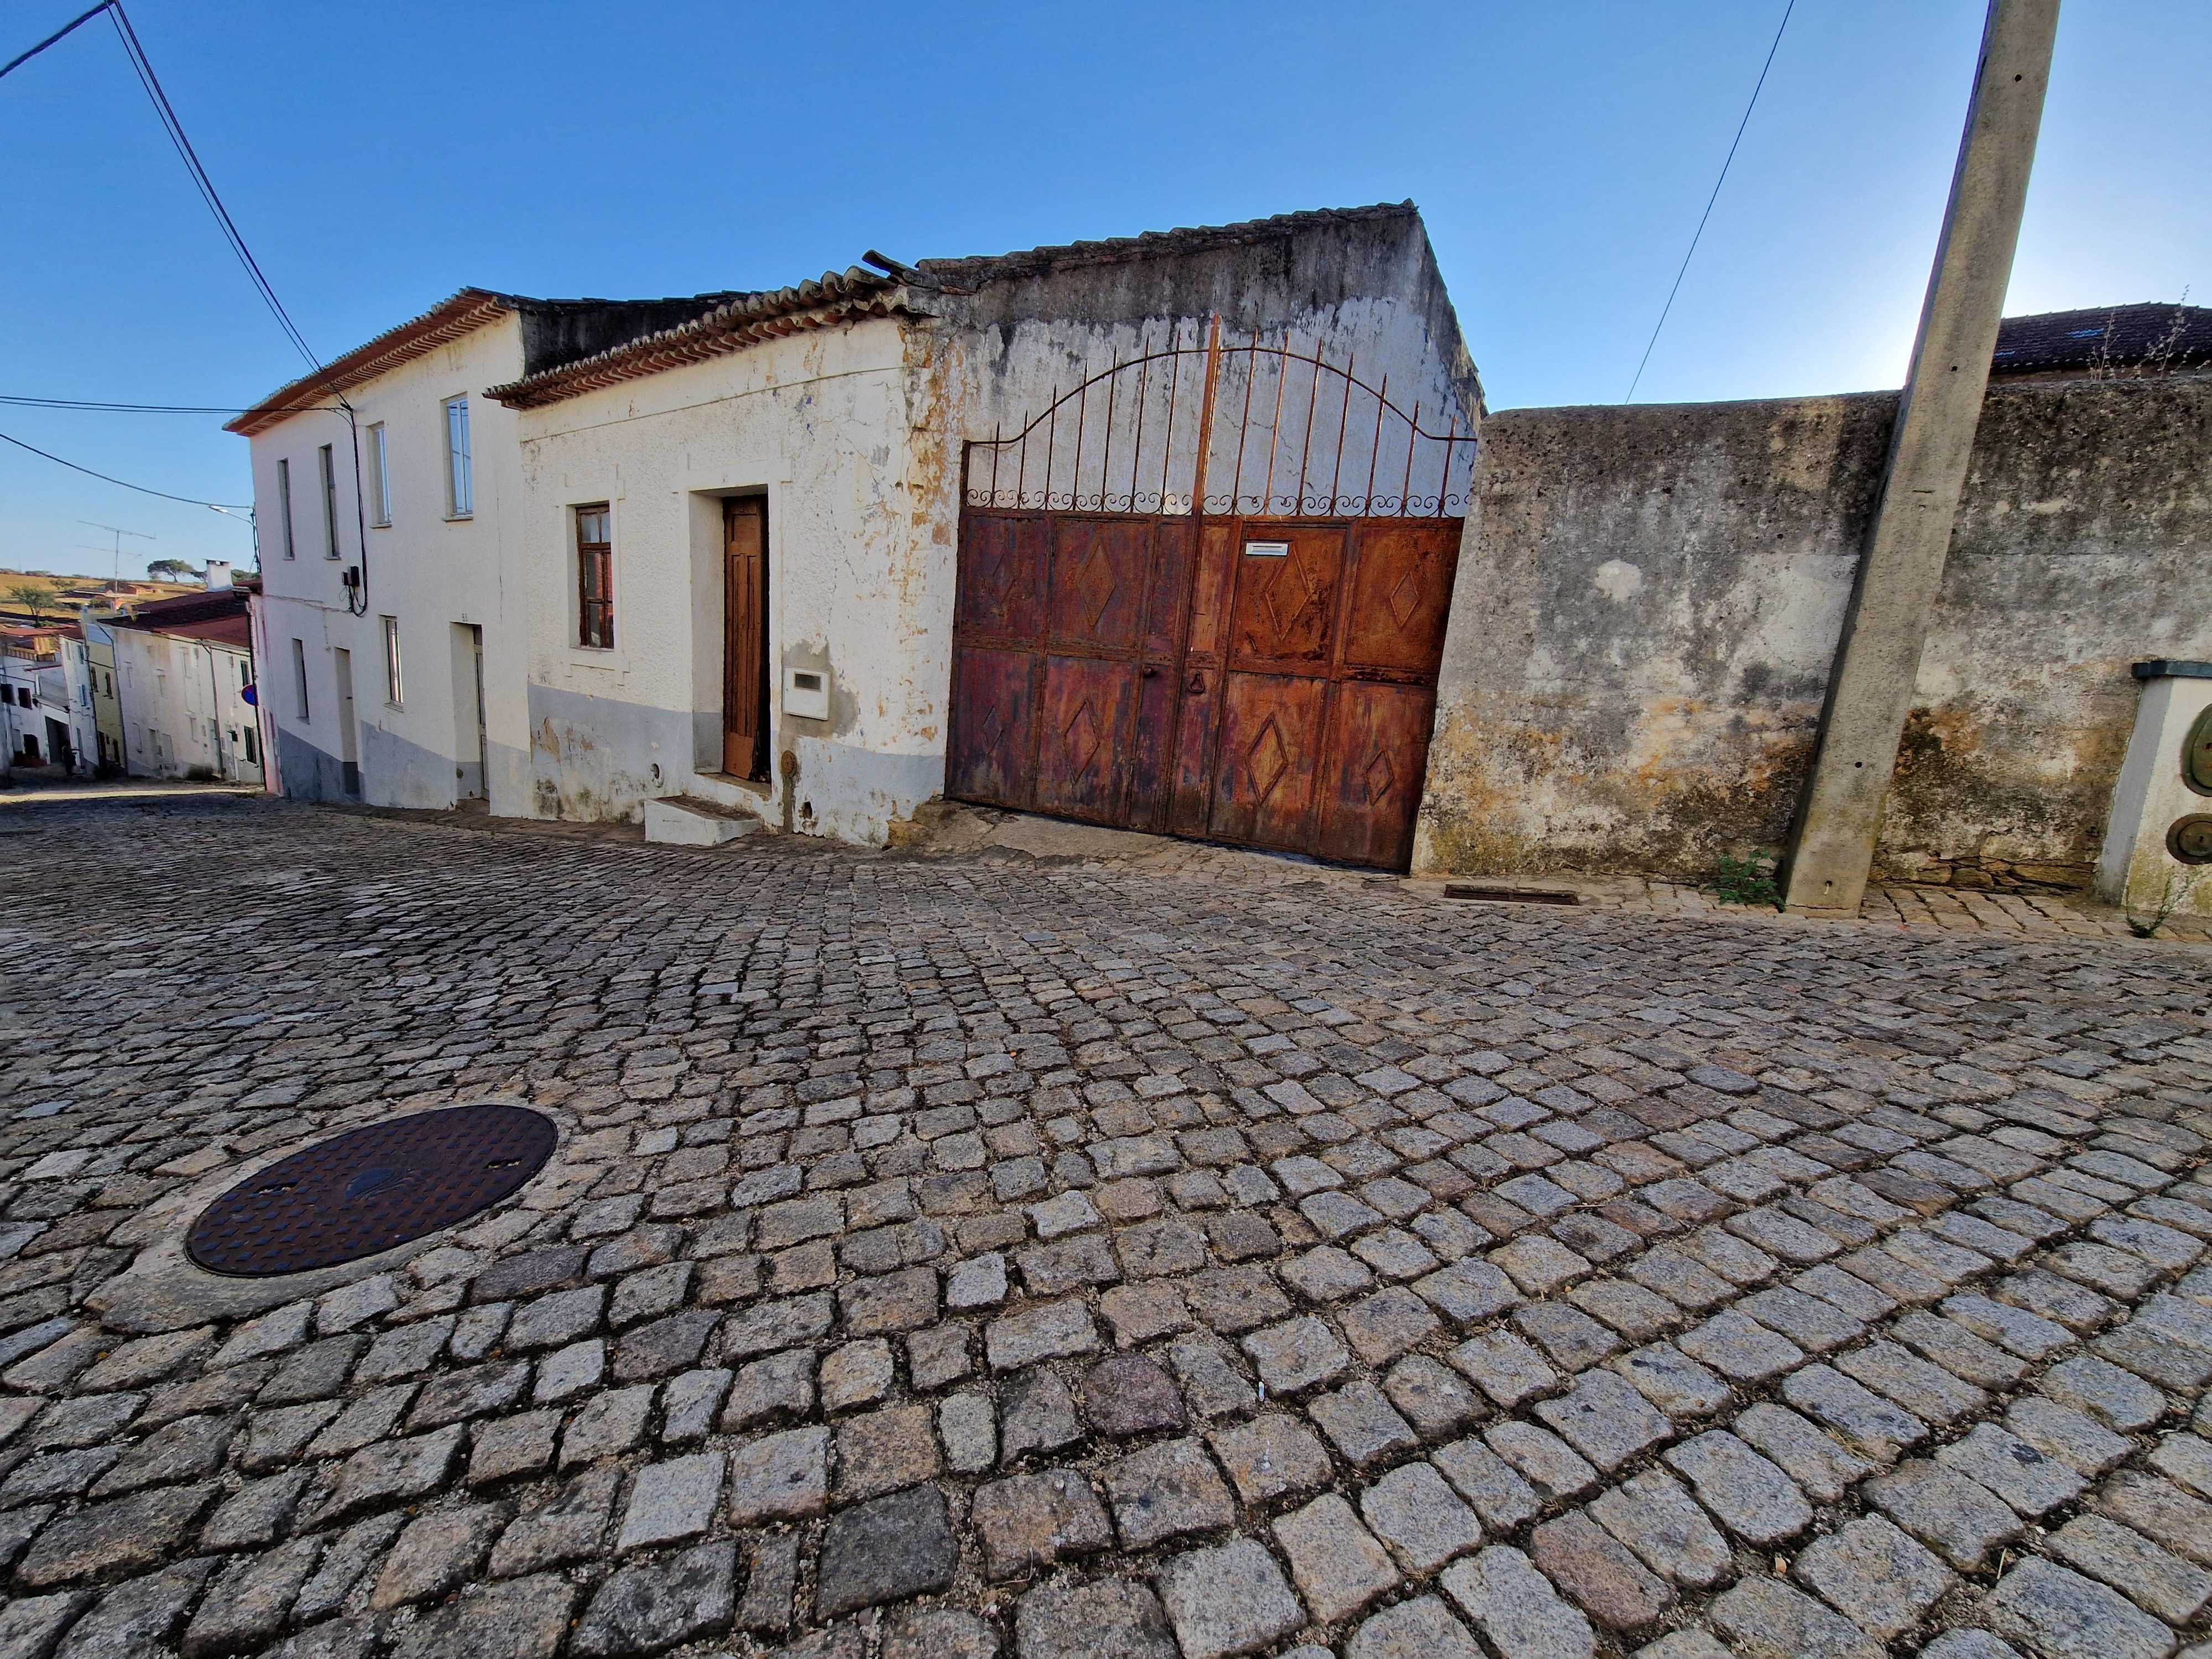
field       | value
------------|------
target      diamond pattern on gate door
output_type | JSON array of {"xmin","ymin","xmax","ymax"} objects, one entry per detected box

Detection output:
[
  {"xmin": 1068, "ymin": 538, "xmax": 1120, "ymax": 637},
  {"xmin": 975, "ymin": 700, "xmax": 1008, "ymax": 764},
  {"xmin": 975, "ymin": 541, "xmax": 1015, "ymax": 613},
  {"xmin": 1361, "ymin": 747, "xmax": 1397, "ymax": 807},
  {"xmin": 1063, "ymin": 698, "xmax": 1102, "ymax": 777},
  {"xmin": 1384, "ymin": 547, "xmax": 1431, "ymax": 630},
  {"xmin": 1260, "ymin": 547, "xmax": 1326, "ymax": 643},
  {"xmin": 1248, "ymin": 717, "xmax": 1290, "ymax": 806}
]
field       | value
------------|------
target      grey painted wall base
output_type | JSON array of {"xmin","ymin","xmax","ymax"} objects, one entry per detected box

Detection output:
[{"xmin": 275, "ymin": 727, "xmax": 353, "ymax": 804}]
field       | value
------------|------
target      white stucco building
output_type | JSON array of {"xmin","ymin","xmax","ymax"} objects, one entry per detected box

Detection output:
[
  {"xmin": 229, "ymin": 205, "xmax": 1481, "ymax": 862},
  {"xmin": 108, "ymin": 587, "xmax": 265, "ymax": 784},
  {"xmin": 231, "ymin": 290, "xmax": 735, "ymax": 812}
]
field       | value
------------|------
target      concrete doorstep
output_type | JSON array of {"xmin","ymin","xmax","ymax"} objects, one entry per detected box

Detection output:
[{"xmin": 643, "ymin": 795, "xmax": 763, "ymax": 846}]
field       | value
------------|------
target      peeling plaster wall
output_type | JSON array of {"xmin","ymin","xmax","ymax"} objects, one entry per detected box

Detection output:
[
  {"xmin": 1415, "ymin": 373, "xmax": 2212, "ymax": 889},
  {"xmin": 513, "ymin": 317, "xmax": 940, "ymax": 842},
  {"xmin": 510, "ymin": 210, "xmax": 1480, "ymax": 849},
  {"xmin": 936, "ymin": 211, "xmax": 1479, "ymax": 519}
]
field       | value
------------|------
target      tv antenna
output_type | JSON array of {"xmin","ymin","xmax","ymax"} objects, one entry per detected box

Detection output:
[{"xmin": 78, "ymin": 520, "xmax": 154, "ymax": 587}]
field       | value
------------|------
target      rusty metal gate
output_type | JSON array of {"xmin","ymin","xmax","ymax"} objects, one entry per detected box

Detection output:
[{"xmin": 947, "ymin": 322, "xmax": 1470, "ymax": 870}]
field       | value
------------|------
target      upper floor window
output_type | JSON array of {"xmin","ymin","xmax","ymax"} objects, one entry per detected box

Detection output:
[
  {"xmin": 577, "ymin": 505, "xmax": 613, "ymax": 649},
  {"xmin": 318, "ymin": 443, "xmax": 340, "ymax": 557},
  {"xmin": 368, "ymin": 423, "xmax": 392, "ymax": 526},
  {"xmin": 277, "ymin": 457, "xmax": 296, "ymax": 559},
  {"xmin": 445, "ymin": 397, "xmax": 474, "ymax": 518}
]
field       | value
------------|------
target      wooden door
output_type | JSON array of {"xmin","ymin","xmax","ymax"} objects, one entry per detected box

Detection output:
[{"xmin": 722, "ymin": 498, "xmax": 768, "ymax": 780}]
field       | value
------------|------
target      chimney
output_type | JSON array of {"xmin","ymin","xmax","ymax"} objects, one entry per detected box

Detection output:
[{"xmin": 205, "ymin": 560, "xmax": 233, "ymax": 591}]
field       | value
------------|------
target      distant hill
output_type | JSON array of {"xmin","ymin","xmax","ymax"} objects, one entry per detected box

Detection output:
[{"xmin": 0, "ymin": 568, "xmax": 202, "ymax": 633}]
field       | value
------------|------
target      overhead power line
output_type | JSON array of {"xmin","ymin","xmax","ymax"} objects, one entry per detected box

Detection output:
[
  {"xmin": 1625, "ymin": 0, "xmax": 1797, "ymax": 403},
  {"xmin": 0, "ymin": 1, "xmax": 110, "ymax": 81},
  {"xmin": 0, "ymin": 394, "xmax": 339, "ymax": 415},
  {"xmin": 106, "ymin": 3, "xmax": 324, "ymax": 374},
  {"xmin": 0, "ymin": 429, "xmax": 253, "ymax": 512}
]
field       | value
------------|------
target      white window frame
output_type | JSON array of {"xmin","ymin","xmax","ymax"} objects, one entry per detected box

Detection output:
[
  {"xmin": 318, "ymin": 443, "xmax": 340, "ymax": 558},
  {"xmin": 381, "ymin": 615, "xmax": 404, "ymax": 708},
  {"xmin": 277, "ymin": 457, "xmax": 296, "ymax": 560},
  {"xmin": 445, "ymin": 397, "xmax": 473, "ymax": 519},
  {"xmin": 291, "ymin": 637, "xmax": 310, "ymax": 721},
  {"xmin": 367, "ymin": 423, "xmax": 392, "ymax": 526}
]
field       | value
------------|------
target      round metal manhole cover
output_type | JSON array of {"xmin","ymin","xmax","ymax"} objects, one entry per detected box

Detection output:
[{"xmin": 186, "ymin": 1104, "xmax": 556, "ymax": 1277}]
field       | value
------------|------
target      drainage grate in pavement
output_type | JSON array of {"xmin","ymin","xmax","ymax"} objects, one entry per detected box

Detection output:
[
  {"xmin": 185, "ymin": 1103, "xmax": 555, "ymax": 1276},
  {"xmin": 1443, "ymin": 881, "xmax": 1580, "ymax": 905}
]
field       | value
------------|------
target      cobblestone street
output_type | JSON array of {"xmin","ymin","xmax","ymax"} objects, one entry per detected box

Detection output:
[{"xmin": 2, "ymin": 792, "xmax": 2210, "ymax": 1659}]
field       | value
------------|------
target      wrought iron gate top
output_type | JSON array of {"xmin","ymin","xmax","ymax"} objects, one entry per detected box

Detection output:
[{"xmin": 962, "ymin": 318, "xmax": 1474, "ymax": 520}]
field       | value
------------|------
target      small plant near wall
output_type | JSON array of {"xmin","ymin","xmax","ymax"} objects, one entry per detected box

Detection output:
[
  {"xmin": 1713, "ymin": 853, "xmax": 1782, "ymax": 909},
  {"xmin": 2124, "ymin": 865, "xmax": 2206, "ymax": 940}
]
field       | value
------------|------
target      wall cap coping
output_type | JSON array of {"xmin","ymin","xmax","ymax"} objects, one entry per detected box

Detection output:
[{"xmin": 2132, "ymin": 659, "xmax": 2212, "ymax": 681}]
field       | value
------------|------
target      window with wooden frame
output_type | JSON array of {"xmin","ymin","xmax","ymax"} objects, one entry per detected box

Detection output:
[{"xmin": 576, "ymin": 505, "xmax": 613, "ymax": 649}]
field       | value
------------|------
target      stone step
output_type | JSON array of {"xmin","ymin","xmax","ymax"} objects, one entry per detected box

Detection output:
[{"xmin": 644, "ymin": 795, "xmax": 763, "ymax": 846}]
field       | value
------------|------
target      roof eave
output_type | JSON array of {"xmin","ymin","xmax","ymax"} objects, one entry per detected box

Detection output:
[
  {"xmin": 225, "ymin": 289, "xmax": 519, "ymax": 437},
  {"xmin": 484, "ymin": 271, "xmax": 916, "ymax": 411}
]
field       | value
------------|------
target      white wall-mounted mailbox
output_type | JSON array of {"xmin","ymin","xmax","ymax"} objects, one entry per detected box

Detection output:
[{"xmin": 784, "ymin": 666, "xmax": 830, "ymax": 721}]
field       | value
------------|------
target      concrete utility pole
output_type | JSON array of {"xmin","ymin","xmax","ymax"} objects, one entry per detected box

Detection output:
[{"xmin": 1783, "ymin": 0, "xmax": 2060, "ymax": 919}]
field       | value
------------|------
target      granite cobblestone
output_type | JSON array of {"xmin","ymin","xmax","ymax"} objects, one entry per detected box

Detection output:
[{"xmin": 0, "ymin": 795, "xmax": 2205, "ymax": 1656}]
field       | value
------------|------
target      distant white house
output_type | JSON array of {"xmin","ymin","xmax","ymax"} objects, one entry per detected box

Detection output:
[{"xmin": 108, "ymin": 582, "xmax": 264, "ymax": 784}]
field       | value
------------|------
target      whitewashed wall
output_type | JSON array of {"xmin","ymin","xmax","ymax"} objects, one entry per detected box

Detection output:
[
  {"xmin": 112, "ymin": 628, "xmax": 260, "ymax": 782},
  {"xmin": 509, "ymin": 283, "xmax": 1475, "ymax": 846},
  {"xmin": 248, "ymin": 316, "xmax": 530, "ymax": 812},
  {"xmin": 513, "ymin": 316, "xmax": 942, "ymax": 842}
]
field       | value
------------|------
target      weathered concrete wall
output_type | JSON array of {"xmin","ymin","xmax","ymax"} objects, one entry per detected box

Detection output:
[
  {"xmin": 1416, "ymin": 372, "xmax": 2212, "ymax": 889},
  {"xmin": 935, "ymin": 208, "xmax": 1479, "ymax": 518}
]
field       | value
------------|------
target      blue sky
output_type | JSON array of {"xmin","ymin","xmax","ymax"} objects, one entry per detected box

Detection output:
[{"xmin": 3, "ymin": 0, "xmax": 2207, "ymax": 580}]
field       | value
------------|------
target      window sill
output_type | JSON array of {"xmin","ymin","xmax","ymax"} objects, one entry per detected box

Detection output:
[{"xmin": 445, "ymin": 513, "xmax": 474, "ymax": 524}]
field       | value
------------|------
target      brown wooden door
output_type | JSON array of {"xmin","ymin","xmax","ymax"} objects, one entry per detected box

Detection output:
[
  {"xmin": 722, "ymin": 498, "xmax": 768, "ymax": 780},
  {"xmin": 948, "ymin": 508, "xmax": 1458, "ymax": 870}
]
